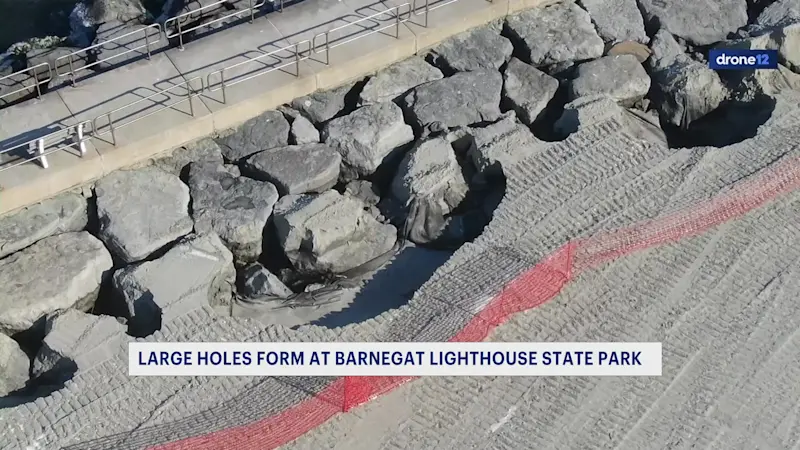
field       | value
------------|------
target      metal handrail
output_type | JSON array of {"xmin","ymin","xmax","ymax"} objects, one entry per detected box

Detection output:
[
  {"xmin": 92, "ymin": 76, "xmax": 204, "ymax": 146},
  {"xmin": 165, "ymin": 0, "xmax": 268, "ymax": 50},
  {"xmin": 311, "ymin": 3, "xmax": 412, "ymax": 65},
  {"xmin": 54, "ymin": 24, "xmax": 162, "ymax": 87},
  {"xmin": 0, "ymin": 63, "xmax": 52, "ymax": 102},
  {"xmin": 3, "ymin": 0, "xmax": 443, "ymax": 171},
  {"xmin": 0, "ymin": 120, "xmax": 92, "ymax": 172},
  {"xmin": 206, "ymin": 40, "xmax": 311, "ymax": 104}
]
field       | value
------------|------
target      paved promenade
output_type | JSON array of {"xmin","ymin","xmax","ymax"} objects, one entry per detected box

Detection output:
[{"xmin": 0, "ymin": 0, "xmax": 547, "ymax": 215}]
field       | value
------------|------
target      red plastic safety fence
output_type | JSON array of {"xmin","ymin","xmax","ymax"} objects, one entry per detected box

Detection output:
[{"xmin": 150, "ymin": 156, "xmax": 800, "ymax": 450}]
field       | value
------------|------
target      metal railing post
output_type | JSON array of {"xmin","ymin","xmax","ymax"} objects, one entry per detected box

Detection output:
[
  {"xmin": 395, "ymin": 6, "xmax": 400, "ymax": 38},
  {"xmin": 280, "ymin": 0, "xmax": 284, "ymax": 12},
  {"xmin": 221, "ymin": 69, "xmax": 227, "ymax": 104},
  {"xmin": 424, "ymin": 0, "xmax": 429, "ymax": 27},
  {"xmin": 68, "ymin": 55, "xmax": 76, "ymax": 86},
  {"xmin": 177, "ymin": 20, "xmax": 185, "ymax": 51},
  {"xmin": 294, "ymin": 43, "xmax": 300, "ymax": 76},
  {"xmin": 32, "ymin": 67, "xmax": 42, "ymax": 98},
  {"xmin": 145, "ymin": 28, "xmax": 152, "ymax": 59},
  {"xmin": 37, "ymin": 139, "xmax": 48, "ymax": 169},
  {"xmin": 108, "ymin": 114, "xmax": 117, "ymax": 146},
  {"xmin": 324, "ymin": 31, "xmax": 330, "ymax": 65},
  {"xmin": 249, "ymin": 0, "xmax": 255, "ymax": 23},
  {"xmin": 77, "ymin": 122, "xmax": 86, "ymax": 155}
]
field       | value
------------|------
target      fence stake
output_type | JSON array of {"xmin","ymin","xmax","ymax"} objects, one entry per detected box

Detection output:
[
  {"xmin": 221, "ymin": 69, "xmax": 227, "ymax": 104},
  {"xmin": 109, "ymin": 115, "xmax": 117, "ymax": 146},
  {"xmin": 77, "ymin": 123, "xmax": 86, "ymax": 155},
  {"xmin": 37, "ymin": 139, "xmax": 48, "ymax": 169},
  {"xmin": 250, "ymin": 0, "xmax": 255, "ymax": 23},
  {"xmin": 294, "ymin": 43, "xmax": 300, "ymax": 76}
]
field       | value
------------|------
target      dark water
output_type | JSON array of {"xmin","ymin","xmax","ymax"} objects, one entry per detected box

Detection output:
[{"xmin": 0, "ymin": 0, "xmax": 81, "ymax": 50}]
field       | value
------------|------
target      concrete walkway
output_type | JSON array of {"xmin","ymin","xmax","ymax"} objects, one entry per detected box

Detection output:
[{"xmin": 0, "ymin": 0, "xmax": 548, "ymax": 216}]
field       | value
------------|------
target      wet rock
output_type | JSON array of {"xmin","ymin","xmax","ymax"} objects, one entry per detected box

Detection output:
[
  {"xmin": 239, "ymin": 263, "xmax": 293, "ymax": 298},
  {"xmin": 0, "ymin": 334, "xmax": 28, "ymax": 396},
  {"xmin": 291, "ymin": 82, "xmax": 354, "ymax": 124},
  {"xmin": 428, "ymin": 24, "xmax": 513, "ymax": 72},
  {"xmin": 273, "ymin": 190, "xmax": 397, "ymax": 274},
  {"xmin": 555, "ymin": 95, "xmax": 668, "ymax": 144},
  {"xmin": 215, "ymin": 110, "xmax": 290, "ymax": 161},
  {"xmin": 468, "ymin": 112, "xmax": 546, "ymax": 176},
  {"xmin": 651, "ymin": 58, "xmax": 728, "ymax": 128},
  {"xmin": 390, "ymin": 136, "xmax": 469, "ymax": 214},
  {"xmin": 568, "ymin": 54, "xmax": 651, "ymax": 105},
  {"xmin": 344, "ymin": 180, "xmax": 380, "ymax": 206},
  {"xmin": 0, "ymin": 232, "xmax": 113, "ymax": 335},
  {"xmin": 95, "ymin": 167, "xmax": 193, "ymax": 264},
  {"xmin": 0, "ymin": 192, "xmax": 87, "ymax": 259},
  {"xmin": 322, "ymin": 102, "xmax": 414, "ymax": 179},
  {"xmin": 32, "ymin": 309, "xmax": 127, "ymax": 382},
  {"xmin": 244, "ymin": 144, "xmax": 340, "ymax": 195},
  {"xmin": 188, "ymin": 163, "xmax": 280, "ymax": 264},
  {"xmin": 502, "ymin": 57, "xmax": 559, "ymax": 126},
  {"xmin": 359, "ymin": 56, "xmax": 443, "ymax": 105},
  {"xmin": 505, "ymin": 3, "xmax": 604, "ymax": 65},
  {"xmin": 403, "ymin": 69, "xmax": 503, "ymax": 129},
  {"xmin": 578, "ymin": 0, "xmax": 648, "ymax": 44},
  {"xmin": 112, "ymin": 233, "xmax": 235, "ymax": 336},
  {"xmin": 153, "ymin": 138, "xmax": 224, "ymax": 176},
  {"xmin": 638, "ymin": 0, "xmax": 748, "ymax": 46}
]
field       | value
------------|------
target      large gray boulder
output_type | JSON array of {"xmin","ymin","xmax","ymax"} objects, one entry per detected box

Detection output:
[
  {"xmin": 638, "ymin": 0, "xmax": 747, "ymax": 46},
  {"xmin": 0, "ymin": 232, "xmax": 113, "ymax": 335},
  {"xmin": 757, "ymin": 0, "xmax": 800, "ymax": 28},
  {"xmin": 359, "ymin": 56, "xmax": 443, "ymax": 105},
  {"xmin": 647, "ymin": 29, "xmax": 685, "ymax": 72},
  {"xmin": 403, "ymin": 69, "xmax": 503, "ymax": 129},
  {"xmin": 428, "ymin": 25, "xmax": 513, "ymax": 72},
  {"xmin": 577, "ymin": 0, "xmax": 648, "ymax": 44},
  {"xmin": 291, "ymin": 82, "xmax": 354, "ymax": 124},
  {"xmin": 95, "ymin": 167, "xmax": 193, "ymax": 264},
  {"xmin": 504, "ymin": 3, "xmax": 604, "ymax": 65},
  {"xmin": 153, "ymin": 138, "xmax": 224, "ymax": 176},
  {"xmin": 344, "ymin": 180, "xmax": 381, "ymax": 206},
  {"xmin": 322, "ymin": 102, "xmax": 414, "ymax": 179},
  {"xmin": 273, "ymin": 190, "xmax": 398, "ymax": 274},
  {"xmin": 244, "ymin": 144, "xmax": 341, "ymax": 195},
  {"xmin": 112, "ymin": 233, "xmax": 235, "ymax": 335},
  {"xmin": 468, "ymin": 112, "xmax": 546, "ymax": 176},
  {"xmin": 741, "ymin": 23, "xmax": 800, "ymax": 73},
  {"xmin": 0, "ymin": 334, "xmax": 29, "ymax": 396},
  {"xmin": 0, "ymin": 192, "xmax": 87, "ymax": 259},
  {"xmin": 90, "ymin": 0, "xmax": 147, "ymax": 23},
  {"xmin": 568, "ymin": 55, "xmax": 651, "ymax": 105},
  {"xmin": 502, "ymin": 58, "xmax": 559, "ymax": 126},
  {"xmin": 390, "ymin": 136, "xmax": 469, "ymax": 215},
  {"xmin": 215, "ymin": 110, "xmax": 290, "ymax": 161},
  {"xmin": 32, "ymin": 309, "xmax": 127, "ymax": 382},
  {"xmin": 290, "ymin": 114, "xmax": 320, "ymax": 145},
  {"xmin": 188, "ymin": 163, "xmax": 280, "ymax": 264},
  {"xmin": 651, "ymin": 57, "xmax": 728, "ymax": 128},
  {"xmin": 239, "ymin": 263, "xmax": 293, "ymax": 298}
]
